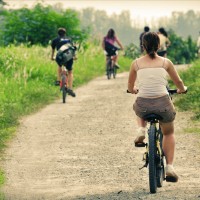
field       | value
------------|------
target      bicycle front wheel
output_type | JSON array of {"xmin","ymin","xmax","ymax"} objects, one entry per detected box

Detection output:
[
  {"xmin": 156, "ymin": 128, "xmax": 165, "ymax": 188},
  {"xmin": 148, "ymin": 124, "xmax": 157, "ymax": 193}
]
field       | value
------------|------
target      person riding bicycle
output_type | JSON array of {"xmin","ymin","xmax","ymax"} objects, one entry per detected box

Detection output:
[
  {"xmin": 102, "ymin": 28, "xmax": 123, "ymax": 69},
  {"xmin": 157, "ymin": 27, "xmax": 171, "ymax": 57},
  {"xmin": 51, "ymin": 27, "xmax": 76, "ymax": 97},
  {"xmin": 139, "ymin": 26, "xmax": 150, "ymax": 54},
  {"xmin": 127, "ymin": 32, "xmax": 187, "ymax": 182}
]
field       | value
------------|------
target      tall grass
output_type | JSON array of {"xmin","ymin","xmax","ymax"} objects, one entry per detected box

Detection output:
[
  {"xmin": 0, "ymin": 44, "xmax": 131, "ymax": 151},
  {"xmin": 171, "ymin": 59, "xmax": 200, "ymax": 120}
]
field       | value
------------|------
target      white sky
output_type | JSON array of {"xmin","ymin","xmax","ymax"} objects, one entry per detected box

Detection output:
[{"xmin": 4, "ymin": 0, "xmax": 200, "ymax": 25}]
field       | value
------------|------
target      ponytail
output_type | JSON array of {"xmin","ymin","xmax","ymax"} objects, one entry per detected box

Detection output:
[{"xmin": 142, "ymin": 32, "xmax": 160, "ymax": 59}]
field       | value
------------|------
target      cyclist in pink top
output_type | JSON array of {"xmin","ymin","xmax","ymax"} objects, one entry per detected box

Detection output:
[{"xmin": 102, "ymin": 28, "xmax": 124, "ymax": 69}]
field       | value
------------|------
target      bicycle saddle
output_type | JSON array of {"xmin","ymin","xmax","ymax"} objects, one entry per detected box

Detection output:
[{"xmin": 143, "ymin": 114, "xmax": 163, "ymax": 122}]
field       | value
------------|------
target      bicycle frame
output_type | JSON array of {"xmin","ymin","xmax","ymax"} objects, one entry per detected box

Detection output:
[
  {"xmin": 60, "ymin": 66, "xmax": 68, "ymax": 103},
  {"xmin": 106, "ymin": 55, "xmax": 117, "ymax": 79}
]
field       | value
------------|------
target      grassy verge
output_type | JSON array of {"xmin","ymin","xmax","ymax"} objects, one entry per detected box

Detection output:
[
  {"xmin": 169, "ymin": 59, "xmax": 200, "ymax": 134},
  {"xmin": 170, "ymin": 60, "xmax": 200, "ymax": 120},
  {"xmin": 0, "ymin": 44, "xmax": 131, "ymax": 185}
]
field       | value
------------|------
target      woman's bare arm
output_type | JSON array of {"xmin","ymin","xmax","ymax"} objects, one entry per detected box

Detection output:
[
  {"xmin": 128, "ymin": 61, "xmax": 138, "ymax": 93},
  {"xmin": 166, "ymin": 59, "xmax": 187, "ymax": 93},
  {"xmin": 116, "ymin": 37, "xmax": 124, "ymax": 50}
]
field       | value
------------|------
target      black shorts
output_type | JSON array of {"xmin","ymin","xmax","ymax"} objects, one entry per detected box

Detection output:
[
  {"xmin": 157, "ymin": 50, "xmax": 167, "ymax": 57},
  {"xmin": 57, "ymin": 59, "xmax": 73, "ymax": 71}
]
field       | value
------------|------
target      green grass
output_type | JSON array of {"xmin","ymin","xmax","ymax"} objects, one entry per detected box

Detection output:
[
  {"xmin": 169, "ymin": 59, "xmax": 200, "ymax": 120},
  {"xmin": 0, "ymin": 43, "xmax": 131, "ymax": 186}
]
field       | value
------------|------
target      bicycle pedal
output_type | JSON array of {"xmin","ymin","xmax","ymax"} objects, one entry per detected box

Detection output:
[{"xmin": 135, "ymin": 143, "xmax": 146, "ymax": 147}]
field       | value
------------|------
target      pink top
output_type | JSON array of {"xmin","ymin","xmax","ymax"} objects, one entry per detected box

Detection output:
[{"xmin": 104, "ymin": 36, "xmax": 117, "ymax": 45}]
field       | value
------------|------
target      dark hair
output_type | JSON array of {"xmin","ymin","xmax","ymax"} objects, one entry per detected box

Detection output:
[
  {"xmin": 159, "ymin": 27, "xmax": 168, "ymax": 37},
  {"xmin": 58, "ymin": 28, "xmax": 66, "ymax": 37},
  {"xmin": 144, "ymin": 26, "xmax": 150, "ymax": 32},
  {"xmin": 142, "ymin": 32, "xmax": 160, "ymax": 59},
  {"xmin": 106, "ymin": 28, "xmax": 115, "ymax": 39}
]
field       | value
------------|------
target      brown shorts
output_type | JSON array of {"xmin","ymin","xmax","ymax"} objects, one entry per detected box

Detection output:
[{"xmin": 133, "ymin": 95, "xmax": 176, "ymax": 123}]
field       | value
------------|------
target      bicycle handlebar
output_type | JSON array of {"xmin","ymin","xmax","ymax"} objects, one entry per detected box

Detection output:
[{"xmin": 127, "ymin": 88, "xmax": 187, "ymax": 94}]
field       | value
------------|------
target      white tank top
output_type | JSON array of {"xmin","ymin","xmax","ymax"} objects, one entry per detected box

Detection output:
[{"xmin": 136, "ymin": 58, "xmax": 168, "ymax": 98}]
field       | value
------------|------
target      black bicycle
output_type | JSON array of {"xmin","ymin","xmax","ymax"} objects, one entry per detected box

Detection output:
[
  {"xmin": 106, "ymin": 48, "xmax": 120, "ymax": 80},
  {"xmin": 127, "ymin": 89, "xmax": 184, "ymax": 193}
]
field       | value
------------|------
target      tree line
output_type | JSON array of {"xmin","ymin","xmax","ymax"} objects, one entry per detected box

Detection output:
[{"xmin": 0, "ymin": 3, "xmax": 199, "ymax": 63}]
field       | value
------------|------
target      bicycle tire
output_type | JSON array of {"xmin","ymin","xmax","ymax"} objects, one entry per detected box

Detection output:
[
  {"xmin": 61, "ymin": 75, "xmax": 67, "ymax": 103},
  {"xmin": 106, "ymin": 59, "xmax": 111, "ymax": 79},
  {"xmin": 148, "ymin": 124, "xmax": 157, "ymax": 193},
  {"xmin": 113, "ymin": 66, "xmax": 117, "ymax": 79},
  {"xmin": 156, "ymin": 129, "xmax": 165, "ymax": 188}
]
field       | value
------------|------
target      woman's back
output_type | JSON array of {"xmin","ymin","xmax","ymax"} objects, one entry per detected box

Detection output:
[{"xmin": 135, "ymin": 56, "xmax": 168, "ymax": 97}]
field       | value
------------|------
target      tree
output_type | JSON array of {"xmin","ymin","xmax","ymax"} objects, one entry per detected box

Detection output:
[
  {"xmin": 1, "ymin": 4, "xmax": 88, "ymax": 46},
  {"xmin": 0, "ymin": 0, "xmax": 6, "ymax": 5}
]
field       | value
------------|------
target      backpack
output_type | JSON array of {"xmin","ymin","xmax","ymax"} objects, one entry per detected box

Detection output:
[{"xmin": 56, "ymin": 43, "xmax": 76, "ymax": 66}]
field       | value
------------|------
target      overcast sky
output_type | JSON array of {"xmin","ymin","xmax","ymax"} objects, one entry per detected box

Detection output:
[{"xmin": 4, "ymin": 0, "xmax": 200, "ymax": 24}]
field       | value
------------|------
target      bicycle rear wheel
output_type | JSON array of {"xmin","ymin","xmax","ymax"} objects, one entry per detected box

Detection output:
[
  {"xmin": 61, "ymin": 75, "xmax": 67, "ymax": 103},
  {"xmin": 113, "ymin": 66, "xmax": 117, "ymax": 79},
  {"xmin": 148, "ymin": 124, "xmax": 157, "ymax": 193},
  {"xmin": 106, "ymin": 59, "xmax": 111, "ymax": 79}
]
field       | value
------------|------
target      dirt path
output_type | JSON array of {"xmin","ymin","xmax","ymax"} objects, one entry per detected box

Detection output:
[{"xmin": 1, "ymin": 72, "xmax": 200, "ymax": 200}]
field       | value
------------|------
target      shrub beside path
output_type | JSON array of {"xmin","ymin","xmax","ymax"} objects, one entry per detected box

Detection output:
[{"xmin": 1, "ymin": 70, "xmax": 200, "ymax": 200}]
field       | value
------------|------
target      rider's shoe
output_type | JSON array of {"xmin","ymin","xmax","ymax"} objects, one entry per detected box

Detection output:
[
  {"xmin": 67, "ymin": 88, "xmax": 76, "ymax": 97},
  {"xmin": 55, "ymin": 80, "xmax": 60, "ymax": 86},
  {"xmin": 134, "ymin": 127, "xmax": 146, "ymax": 145},
  {"xmin": 166, "ymin": 165, "xmax": 179, "ymax": 182},
  {"xmin": 115, "ymin": 64, "xmax": 120, "ymax": 69}
]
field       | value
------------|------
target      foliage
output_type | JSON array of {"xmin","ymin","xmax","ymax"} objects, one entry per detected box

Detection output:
[
  {"xmin": 123, "ymin": 30, "xmax": 198, "ymax": 64},
  {"xmin": 169, "ymin": 10, "xmax": 200, "ymax": 40},
  {"xmin": 0, "ymin": 4, "xmax": 88, "ymax": 46},
  {"xmin": 124, "ymin": 43, "xmax": 140, "ymax": 60},
  {"xmin": 169, "ymin": 60, "xmax": 200, "ymax": 120},
  {"xmin": 79, "ymin": 8, "xmax": 141, "ymax": 46},
  {"xmin": 167, "ymin": 30, "xmax": 198, "ymax": 64},
  {"xmin": 0, "ymin": 0, "xmax": 6, "ymax": 5}
]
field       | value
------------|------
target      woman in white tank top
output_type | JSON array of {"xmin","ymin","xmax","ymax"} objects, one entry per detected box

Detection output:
[{"xmin": 127, "ymin": 32, "xmax": 187, "ymax": 182}]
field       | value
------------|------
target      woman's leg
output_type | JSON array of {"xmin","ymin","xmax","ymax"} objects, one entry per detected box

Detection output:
[
  {"xmin": 160, "ymin": 121, "xmax": 178, "ymax": 181},
  {"xmin": 160, "ymin": 121, "xmax": 175, "ymax": 165},
  {"xmin": 111, "ymin": 55, "xmax": 120, "ymax": 68},
  {"xmin": 134, "ymin": 117, "xmax": 147, "ymax": 143}
]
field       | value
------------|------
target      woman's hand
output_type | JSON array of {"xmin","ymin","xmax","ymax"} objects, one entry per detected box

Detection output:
[
  {"xmin": 132, "ymin": 86, "xmax": 139, "ymax": 94},
  {"xmin": 127, "ymin": 86, "xmax": 138, "ymax": 94},
  {"xmin": 177, "ymin": 86, "xmax": 187, "ymax": 94}
]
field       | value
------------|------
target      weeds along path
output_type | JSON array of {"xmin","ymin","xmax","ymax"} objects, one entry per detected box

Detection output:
[{"xmin": 1, "ymin": 71, "xmax": 200, "ymax": 200}]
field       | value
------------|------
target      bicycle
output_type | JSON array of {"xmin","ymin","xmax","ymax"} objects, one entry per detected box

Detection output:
[
  {"xmin": 127, "ymin": 88, "xmax": 185, "ymax": 193},
  {"xmin": 56, "ymin": 44, "xmax": 77, "ymax": 103},
  {"xmin": 106, "ymin": 48, "xmax": 120, "ymax": 80},
  {"xmin": 60, "ymin": 66, "xmax": 68, "ymax": 103}
]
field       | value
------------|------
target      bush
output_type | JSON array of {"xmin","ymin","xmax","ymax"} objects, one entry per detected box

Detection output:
[
  {"xmin": 124, "ymin": 43, "xmax": 140, "ymax": 59},
  {"xmin": 167, "ymin": 30, "xmax": 197, "ymax": 64}
]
